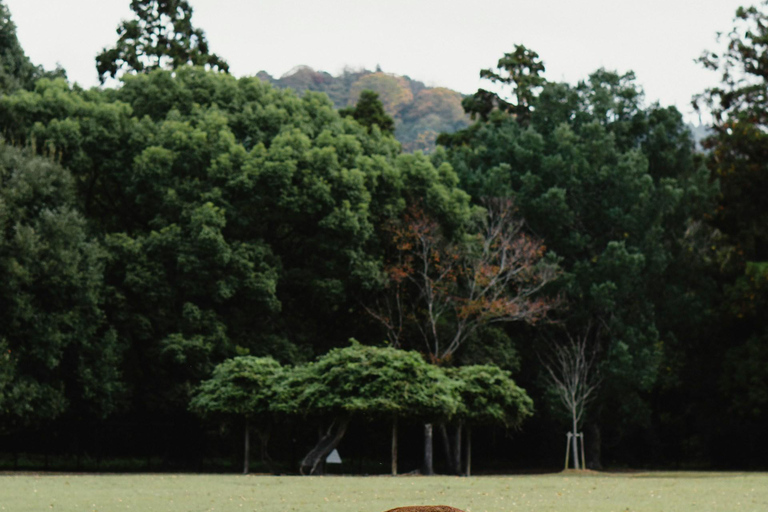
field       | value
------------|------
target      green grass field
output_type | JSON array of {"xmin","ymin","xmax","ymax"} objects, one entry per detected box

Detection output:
[{"xmin": 1, "ymin": 472, "xmax": 767, "ymax": 512}]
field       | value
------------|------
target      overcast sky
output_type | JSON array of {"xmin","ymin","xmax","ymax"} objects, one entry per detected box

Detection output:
[{"xmin": 5, "ymin": 0, "xmax": 748, "ymax": 122}]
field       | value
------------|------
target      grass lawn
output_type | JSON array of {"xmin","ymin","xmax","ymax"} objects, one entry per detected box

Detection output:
[{"xmin": 1, "ymin": 471, "xmax": 767, "ymax": 512}]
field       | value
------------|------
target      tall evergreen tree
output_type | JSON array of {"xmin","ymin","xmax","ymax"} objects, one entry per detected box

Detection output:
[
  {"xmin": 96, "ymin": 0, "xmax": 228, "ymax": 83},
  {"xmin": 339, "ymin": 90, "xmax": 395, "ymax": 135}
]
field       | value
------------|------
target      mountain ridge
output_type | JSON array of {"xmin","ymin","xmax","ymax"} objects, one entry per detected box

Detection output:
[{"xmin": 257, "ymin": 65, "xmax": 470, "ymax": 153}]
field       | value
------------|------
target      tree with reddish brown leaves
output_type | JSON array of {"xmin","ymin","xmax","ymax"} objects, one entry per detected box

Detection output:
[{"xmin": 368, "ymin": 198, "xmax": 558, "ymax": 364}]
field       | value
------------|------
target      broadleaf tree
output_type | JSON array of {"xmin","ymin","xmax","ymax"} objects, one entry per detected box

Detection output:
[
  {"xmin": 369, "ymin": 197, "xmax": 558, "ymax": 364},
  {"xmin": 271, "ymin": 341, "xmax": 459, "ymax": 475},
  {"xmin": 447, "ymin": 365, "xmax": 533, "ymax": 475},
  {"xmin": 190, "ymin": 356, "xmax": 283, "ymax": 474}
]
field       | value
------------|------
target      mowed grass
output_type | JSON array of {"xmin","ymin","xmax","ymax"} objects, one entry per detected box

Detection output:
[{"xmin": 1, "ymin": 472, "xmax": 767, "ymax": 512}]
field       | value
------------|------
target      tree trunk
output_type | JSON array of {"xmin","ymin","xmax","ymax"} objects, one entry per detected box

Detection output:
[
  {"xmin": 423, "ymin": 423, "xmax": 434, "ymax": 475},
  {"xmin": 571, "ymin": 415, "xmax": 580, "ymax": 470},
  {"xmin": 439, "ymin": 423, "xmax": 454, "ymax": 473},
  {"xmin": 391, "ymin": 417, "xmax": 398, "ymax": 476},
  {"xmin": 453, "ymin": 422, "xmax": 463, "ymax": 476},
  {"xmin": 586, "ymin": 421, "xmax": 602, "ymax": 470},
  {"xmin": 243, "ymin": 416, "xmax": 250, "ymax": 475},
  {"xmin": 300, "ymin": 418, "xmax": 350, "ymax": 475},
  {"xmin": 256, "ymin": 425, "xmax": 274, "ymax": 473},
  {"xmin": 465, "ymin": 426, "xmax": 472, "ymax": 477}
]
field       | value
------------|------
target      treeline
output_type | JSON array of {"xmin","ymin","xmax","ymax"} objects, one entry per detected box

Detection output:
[{"xmin": 1, "ymin": 0, "xmax": 767, "ymax": 472}]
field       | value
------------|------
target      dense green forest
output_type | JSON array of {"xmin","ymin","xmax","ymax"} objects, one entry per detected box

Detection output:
[{"xmin": 1, "ymin": 0, "xmax": 767, "ymax": 473}]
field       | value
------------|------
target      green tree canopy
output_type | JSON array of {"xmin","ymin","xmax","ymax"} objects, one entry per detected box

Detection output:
[
  {"xmin": 450, "ymin": 365, "xmax": 533, "ymax": 429},
  {"xmin": 348, "ymin": 72, "xmax": 413, "ymax": 115},
  {"xmin": 273, "ymin": 341, "xmax": 459, "ymax": 474},
  {"xmin": 447, "ymin": 364, "xmax": 533, "ymax": 475},
  {"xmin": 693, "ymin": 0, "xmax": 768, "ymax": 461},
  {"xmin": 461, "ymin": 45, "xmax": 545, "ymax": 124},
  {"xmin": 0, "ymin": 1, "xmax": 36, "ymax": 92},
  {"xmin": 273, "ymin": 341, "xmax": 458, "ymax": 421},
  {"xmin": 339, "ymin": 90, "xmax": 395, "ymax": 135},
  {"xmin": 190, "ymin": 356, "xmax": 283, "ymax": 473},
  {"xmin": 190, "ymin": 356, "xmax": 282, "ymax": 418}
]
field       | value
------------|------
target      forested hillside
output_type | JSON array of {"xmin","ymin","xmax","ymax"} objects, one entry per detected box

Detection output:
[
  {"xmin": 258, "ymin": 66, "xmax": 471, "ymax": 153},
  {"xmin": 1, "ymin": 0, "xmax": 767, "ymax": 474}
]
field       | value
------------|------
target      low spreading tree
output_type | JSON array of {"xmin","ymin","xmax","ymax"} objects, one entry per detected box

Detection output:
[
  {"xmin": 271, "ymin": 341, "xmax": 459, "ymax": 475},
  {"xmin": 189, "ymin": 356, "xmax": 283, "ymax": 474},
  {"xmin": 447, "ymin": 365, "xmax": 533, "ymax": 475}
]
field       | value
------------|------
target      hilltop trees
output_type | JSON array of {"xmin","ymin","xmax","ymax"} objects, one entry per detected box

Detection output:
[
  {"xmin": 339, "ymin": 90, "xmax": 395, "ymax": 135},
  {"xmin": 260, "ymin": 66, "xmax": 470, "ymax": 152}
]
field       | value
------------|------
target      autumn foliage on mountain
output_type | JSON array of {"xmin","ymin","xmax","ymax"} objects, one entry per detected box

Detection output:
[{"xmin": 257, "ymin": 66, "xmax": 470, "ymax": 152}]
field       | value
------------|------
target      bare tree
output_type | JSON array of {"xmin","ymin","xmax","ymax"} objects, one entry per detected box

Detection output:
[
  {"xmin": 368, "ymin": 198, "xmax": 558, "ymax": 362},
  {"xmin": 367, "ymin": 198, "xmax": 558, "ymax": 474},
  {"xmin": 541, "ymin": 321, "xmax": 602, "ymax": 470}
]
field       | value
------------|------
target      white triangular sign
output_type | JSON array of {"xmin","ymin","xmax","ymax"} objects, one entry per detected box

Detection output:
[{"xmin": 325, "ymin": 448, "xmax": 342, "ymax": 464}]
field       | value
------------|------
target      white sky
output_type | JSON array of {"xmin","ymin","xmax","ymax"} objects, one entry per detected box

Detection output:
[{"xmin": 5, "ymin": 0, "xmax": 747, "ymax": 123}]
